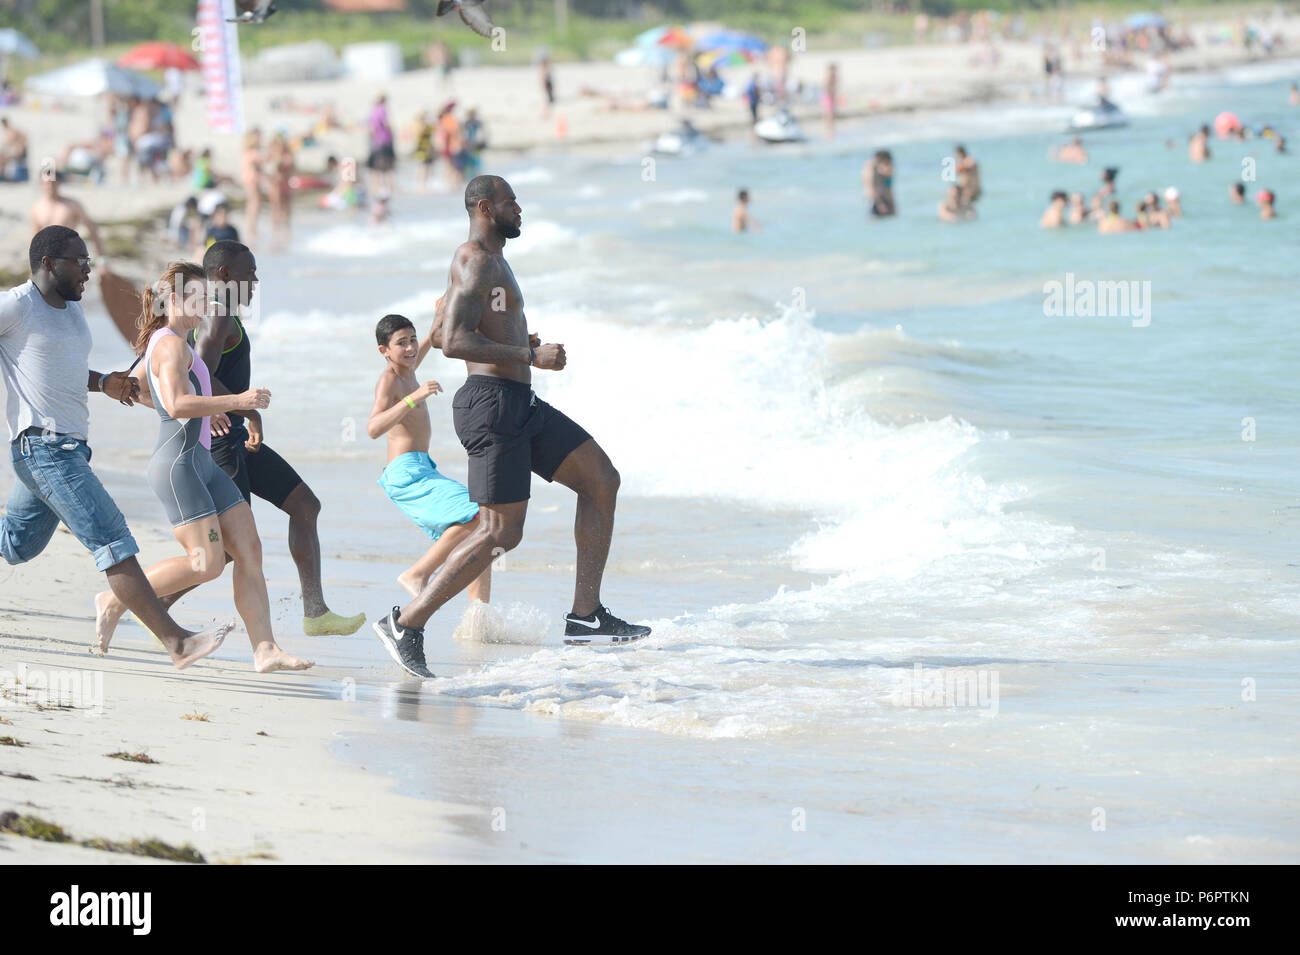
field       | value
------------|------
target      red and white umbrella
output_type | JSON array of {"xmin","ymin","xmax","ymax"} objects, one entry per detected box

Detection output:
[{"xmin": 117, "ymin": 42, "xmax": 201, "ymax": 72}]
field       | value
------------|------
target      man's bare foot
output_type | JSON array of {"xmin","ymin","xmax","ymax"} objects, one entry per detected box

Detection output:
[
  {"xmin": 396, "ymin": 569, "xmax": 425, "ymax": 598},
  {"xmin": 253, "ymin": 643, "xmax": 314, "ymax": 673},
  {"xmin": 165, "ymin": 621, "xmax": 234, "ymax": 670},
  {"xmin": 91, "ymin": 590, "xmax": 126, "ymax": 656}
]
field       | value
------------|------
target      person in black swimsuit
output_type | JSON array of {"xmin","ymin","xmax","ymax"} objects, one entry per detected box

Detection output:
[{"xmin": 161, "ymin": 240, "xmax": 365, "ymax": 637}]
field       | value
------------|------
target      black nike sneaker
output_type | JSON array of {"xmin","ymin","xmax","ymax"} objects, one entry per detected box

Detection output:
[
  {"xmin": 373, "ymin": 606, "xmax": 434, "ymax": 678},
  {"xmin": 563, "ymin": 605, "xmax": 652, "ymax": 645}
]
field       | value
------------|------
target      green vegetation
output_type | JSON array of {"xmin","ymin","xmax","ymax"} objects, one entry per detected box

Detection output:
[
  {"xmin": 0, "ymin": 735, "xmax": 26, "ymax": 747},
  {"xmin": 106, "ymin": 750, "xmax": 157, "ymax": 763},
  {"xmin": 0, "ymin": 811, "xmax": 207, "ymax": 862},
  {"xmin": 0, "ymin": 0, "xmax": 1289, "ymax": 73}
]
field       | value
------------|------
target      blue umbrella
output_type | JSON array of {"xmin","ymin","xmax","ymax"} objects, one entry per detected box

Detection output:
[
  {"xmin": 0, "ymin": 28, "xmax": 39, "ymax": 59},
  {"xmin": 1125, "ymin": 13, "xmax": 1167, "ymax": 30},
  {"xmin": 695, "ymin": 31, "xmax": 769, "ymax": 54}
]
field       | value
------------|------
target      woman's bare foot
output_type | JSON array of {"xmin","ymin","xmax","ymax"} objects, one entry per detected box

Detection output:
[
  {"xmin": 91, "ymin": 591, "xmax": 127, "ymax": 656},
  {"xmin": 165, "ymin": 621, "xmax": 234, "ymax": 670},
  {"xmin": 396, "ymin": 569, "xmax": 426, "ymax": 598},
  {"xmin": 252, "ymin": 642, "xmax": 314, "ymax": 673}
]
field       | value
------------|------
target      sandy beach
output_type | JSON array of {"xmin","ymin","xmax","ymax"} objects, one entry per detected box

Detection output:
[{"xmin": 0, "ymin": 532, "xmax": 491, "ymax": 864}]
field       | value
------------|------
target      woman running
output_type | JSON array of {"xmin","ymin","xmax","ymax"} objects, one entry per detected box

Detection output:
[{"xmin": 93, "ymin": 261, "xmax": 313, "ymax": 672}]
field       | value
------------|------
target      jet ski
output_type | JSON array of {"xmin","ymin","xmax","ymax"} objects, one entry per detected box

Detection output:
[
  {"xmin": 654, "ymin": 120, "xmax": 708, "ymax": 156},
  {"xmin": 1067, "ymin": 98, "xmax": 1128, "ymax": 131},
  {"xmin": 754, "ymin": 109, "xmax": 805, "ymax": 143}
]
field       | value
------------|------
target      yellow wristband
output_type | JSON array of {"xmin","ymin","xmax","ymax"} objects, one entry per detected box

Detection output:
[{"xmin": 404, "ymin": 395, "xmax": 416, "ymax": 409}]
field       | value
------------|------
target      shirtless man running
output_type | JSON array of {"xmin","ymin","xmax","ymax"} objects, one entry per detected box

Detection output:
[{"xmin": 371, "ymin": 175, "xmax": 650, "ymax": 678}]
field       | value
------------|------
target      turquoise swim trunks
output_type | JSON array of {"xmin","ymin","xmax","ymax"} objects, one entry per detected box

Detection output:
[{"xmin": 378, "ymin": 452, "xmax": 479, "ymax": 541}]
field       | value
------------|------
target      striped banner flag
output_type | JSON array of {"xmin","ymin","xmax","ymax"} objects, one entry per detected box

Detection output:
[{"xmin": 196, "ymin": 0, "xmax": 244, "ymax": 134}]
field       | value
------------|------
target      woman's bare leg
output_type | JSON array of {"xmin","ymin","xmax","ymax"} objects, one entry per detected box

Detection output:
[{"xmin": 218, "ymin": 502, "xmax": 312, "ymax": 673}]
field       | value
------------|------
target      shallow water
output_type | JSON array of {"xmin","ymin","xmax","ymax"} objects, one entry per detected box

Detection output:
[{"xmin": 17, "ymin": 59, "xmax": 1300, "ymax": 861}]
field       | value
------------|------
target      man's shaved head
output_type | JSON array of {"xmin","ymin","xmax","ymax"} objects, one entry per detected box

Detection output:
[
  {"xmin": 464, "ymin": 175, "xmax": 520, "ymax": 240},
  {"xmin": 464, "ymin": 175, "xmax": 507, "ymax": 214}
]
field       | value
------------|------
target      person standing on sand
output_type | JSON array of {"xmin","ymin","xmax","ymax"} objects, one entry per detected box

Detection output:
[
  {"xmin": 0, "ymin": 117, "xmax": 28, "ymax": 180},
  {"xmin": 266, "ymin": 133, "xmax": 294, "ymax": 248},
  {"xmin": 240, "ymin": 129, "xmax": 265, "ymax": 247},
  {"xmin": 368, "ymin": 311, "xmax": 490, "ymax": 602},
  {"xmin": 822, "ymin": 63, "xmax": 839, "ymax": 139},
  {"xmin": 179, "ymin": 241, "xmax": 365, "ymax": 637},
  {"xmin": 95, "ymin": 261, "xmax": 312, "ymax": 673},
  {"xmin": 367, "ymin": 94, "xmax": 396, "ymax": 196},
  {"xmin": 371, "ymin": 175, "xmax": 650, "ymax": 678},
  {"xmin": 540, "ymin": 56, "xmax": 555, "ymax": 118},
  {"xmin": 1, "ymin": 227, "xmax": 231, "ymax": 669},
  {"xmin": 97, "ymin": 262, "xmax": 311, "ymax": 672}
]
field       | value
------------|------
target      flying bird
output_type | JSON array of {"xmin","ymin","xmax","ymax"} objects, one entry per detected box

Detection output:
[
  {"xmin": 436, "ymin": 0, "xmax": 495, "ymax": 39},
  {"xmin": 228, "ymin": 0, "xmax": 277, "ymax": 24}
]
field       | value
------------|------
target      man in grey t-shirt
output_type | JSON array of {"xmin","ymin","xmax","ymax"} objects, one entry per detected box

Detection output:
[{"xmin": 0, "ymin": 226, "xmax": 229, "ymax": 669}]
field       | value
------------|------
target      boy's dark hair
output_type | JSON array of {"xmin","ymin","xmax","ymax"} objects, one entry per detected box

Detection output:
[{"xmin": 376, "ymin": 313, "xmax": 415, "ymax": 347}]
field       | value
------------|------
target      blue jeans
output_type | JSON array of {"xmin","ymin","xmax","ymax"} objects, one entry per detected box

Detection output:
[{"xmin": 2, "ymin": 432, "xmax": 139, "ymax": 572}]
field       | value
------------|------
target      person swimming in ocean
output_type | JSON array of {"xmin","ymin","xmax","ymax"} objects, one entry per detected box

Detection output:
[
  {"xmin": 864, "ymin": 150, "xmax": 896, "ymax": 217},
  {"xmin": 367, "ymin": 309, "xmax": 491, "ymax": 603},
  {"xmin": 1097, "ymin": 199, "xmax": 1131, "ymax": 233},
  {"xmin": 938, "ymin": 185, "xmax": 974, "ymax": 223},
  {"xmin": 1256, "ymin": 189, "xmax": 1277, "ymax": 219},
  {"xmin": 733, "ymin": 188, "xmax": 761, "ymax": 232},
  {"xmin": 1039, "ymin": 191, "xmax": 1068, "ymax": 228}
]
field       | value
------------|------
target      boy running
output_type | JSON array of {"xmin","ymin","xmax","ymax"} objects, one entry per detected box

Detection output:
[{"xmin": 367, "ymin": 312, "xmax": 490, "ymax": 621}]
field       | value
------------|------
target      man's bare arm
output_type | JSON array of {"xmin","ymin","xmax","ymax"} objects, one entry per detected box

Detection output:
[
  {"xmin": 440, "ymin": 256, "xmax": 531, "ymax": 366},
  {"xmin": 416, "ymin": 296, "xmax": 444, "ymax": 368},
  {"xmin": 193, "ymin": 311, "xmax": 238, "ymax": 391}
]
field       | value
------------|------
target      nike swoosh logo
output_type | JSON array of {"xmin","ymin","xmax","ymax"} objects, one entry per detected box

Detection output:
[{"xmin": 567, "ymin": 617, "xmax": 601, "ymax": 629}]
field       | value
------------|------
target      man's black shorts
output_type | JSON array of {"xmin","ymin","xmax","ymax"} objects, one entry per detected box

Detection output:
[
  {"xmin": 208, "ymin": 427, "xmax": 305, "ymax": 509},
  {"xmin": 452, "ymin": 375, "xmax": 591, "ymax": 505}
]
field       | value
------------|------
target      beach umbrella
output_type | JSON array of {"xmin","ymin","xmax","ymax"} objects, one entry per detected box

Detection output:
[
  {"xmin": 695, "ymin": 31, "xmax": 769, "ymax": 55},
  {"xmin": 1125, "ymin": 13, "xmax": 1167, "ymax": 30},
  {"xmin": 635, "ymin": 25, "xmax": 691, "ymax": 49},
  {"xmin": 117, "ymin": 42, "xmax": 200, "ymax": 72},
  {"xmin": 0, "ymin": 27, "xmax": 38, "ymax": 80},
  {"xmin": 696, "ymin": 48, "xmax": 759, "ymax": 70},
  {"xmin": 657, "ymin": 26, "xmax": 694, "ymax": 50},
  {"xmin": 615, "ymin": 46, "xmax": 676, "ymax": 67},
  {"xmin": 24, "ymin": 58, "xmax": 160, "ymax": 98},
  {"xmin": 0, "ymin": 29, "xmax": 39, "ymax": 59}
]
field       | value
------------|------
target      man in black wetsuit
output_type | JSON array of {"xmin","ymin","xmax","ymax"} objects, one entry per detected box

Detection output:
[{"xmin": 166, "ymin": 240, "xmax": 364, "ymax": 636}]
